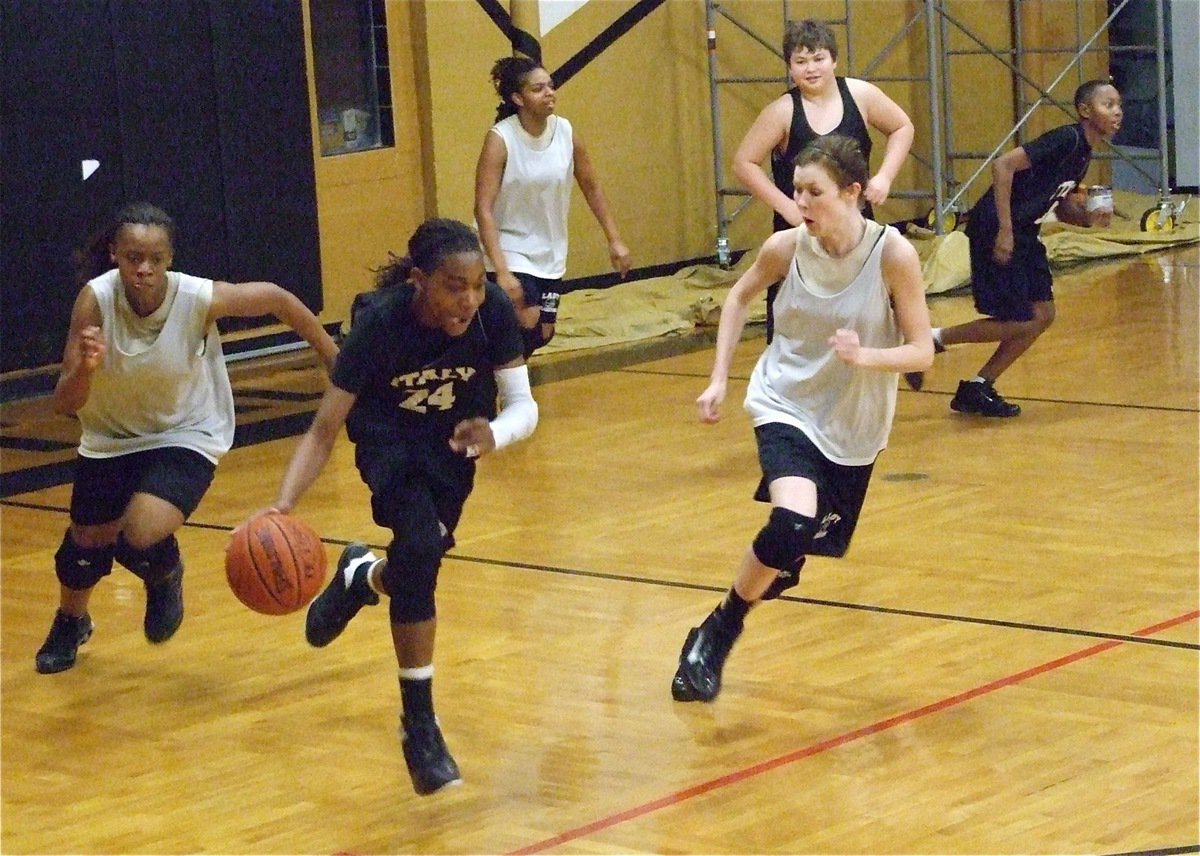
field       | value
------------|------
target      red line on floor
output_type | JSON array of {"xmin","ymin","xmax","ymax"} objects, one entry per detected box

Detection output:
[{"xmin": 509, "ymin": 609, "xmax": 1199, "ymax": 855}]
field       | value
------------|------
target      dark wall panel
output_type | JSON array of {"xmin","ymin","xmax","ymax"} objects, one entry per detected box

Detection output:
[
  {"xmin": 0, "ymin": 0, "xmax": 125, "ymax": 372},
  {"xmin": 110, "ymin": 1, "xmax": 229, "ymax": 281},
  {"xmin": 208, "ymin": 0, "xmax": 322, "ymax": 313},
  {"xmin": 0, "ymin": 0, "xmax": 322, "ymax": 374}
]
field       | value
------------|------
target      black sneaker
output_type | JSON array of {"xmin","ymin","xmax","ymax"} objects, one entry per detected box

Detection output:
[
  {"xmin": 903, "ymin": 337, "xmax": 946, "ymax": 391},
  {"xmin": 401, "ymin": 715, "xmax": 462, "ymax": 795},
  {"xmin": 950, "ymin": 379, "xmax": 1021, "ymax": 417},
  {"xmin": 305, "ymin": 543, "xmax": 380, "ymax": 647},
  {"xmin": 35, "ymin": 609, "xmax": 94, "ymax": 674},
  {"xmin": 144, "ymin": 563, "xmax": 183, "ymax": 643},
  {"xmin": 670, "ymin": 612, "xmax": 742, "ymax": 702}
]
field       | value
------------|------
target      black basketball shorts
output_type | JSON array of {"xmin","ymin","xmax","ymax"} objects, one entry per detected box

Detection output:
[
  {"xmin": 70, "ymin": 447, "xmax": 216, "ymax": 526},
  {"xmin": 353, "ymin": 443, "xmax": 474, "ymax": 553},
  {"xmin": 752, "ymin": 421, "xmax": 875, "ymax": 558},
  {"xmin": 513, "ymin": 272, "xmax": 562, "ymax": 325},
  {"xmin": 967, "ymin": 228, "xmax": 1054, "ymax": 322}
]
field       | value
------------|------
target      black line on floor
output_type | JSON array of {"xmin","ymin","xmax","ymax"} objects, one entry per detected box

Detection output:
[
  {"xmin": 0, "ymin": 410, "xmax": 319, "ymax": 498},
  {"xmin": 234, "ymin": 388, "xmax": 324, "ymax": 402},
  {"xmin": 0, "ymin": 435, "xmax": 77, "ymax": 452},
  {"xmin": 617, "ymin": 366, "xmax": 1200, "ymax": 414},
  {"xmin": 442, "ymin": 552, "xmax": 1200, "ymax": 651},
  {"xmin": 24, "ymin": 513, "xmax": 1173, "ymax": 654}
]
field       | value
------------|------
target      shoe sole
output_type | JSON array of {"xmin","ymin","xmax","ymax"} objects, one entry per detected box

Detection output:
[
  {"xmin": 412, "ymin": 775, "xmax": 463, "ymax": 796},
  {"xmin": 950, "ymin": 401, "xmax": 1020, "ymax": 417}
]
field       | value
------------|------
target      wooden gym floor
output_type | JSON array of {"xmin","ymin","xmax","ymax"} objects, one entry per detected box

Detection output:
[{"xmin": 1, "ymin": 245, "xmax": 1197, "ymax": 855}]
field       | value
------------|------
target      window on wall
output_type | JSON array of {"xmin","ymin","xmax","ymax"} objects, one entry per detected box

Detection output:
[{"xmin": 310, "ymin": 0, "xmax": 394, "ymax": 156}]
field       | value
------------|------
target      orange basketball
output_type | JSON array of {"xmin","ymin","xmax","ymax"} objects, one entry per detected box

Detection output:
[{"xmin": 225, "ymin": 512, "xmax": 328, "ymax": 615}]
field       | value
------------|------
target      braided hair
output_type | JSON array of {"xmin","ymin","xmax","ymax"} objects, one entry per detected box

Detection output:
[
  {"xmin": 373, "ymin": 219, "xmax": 482, "ymax": 290},
  {"xmin": 74, "ymin": 201, "xmax": 176, "ymax": 286}
]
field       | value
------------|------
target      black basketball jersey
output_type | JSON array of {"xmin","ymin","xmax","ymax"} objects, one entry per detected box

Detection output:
[
  {"xmin": 333, "ymin": 280, "xmax": 523, "ymax": 448},
  {"xmin": 770, "ymin": 77, "xmax": 874, "ymax": 231},
  {"xmin": 967, "ymin": 123, "xmax": 1092, "ymax": 238}
]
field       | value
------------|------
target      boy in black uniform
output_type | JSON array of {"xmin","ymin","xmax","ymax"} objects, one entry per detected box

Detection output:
[
  {"xmin": 271, "ymin": 219, "xmax": 537, "ymax": 795},
  {"xmin": 904, "ymin": 80, "xmax": 1122, "ymax": 414}
]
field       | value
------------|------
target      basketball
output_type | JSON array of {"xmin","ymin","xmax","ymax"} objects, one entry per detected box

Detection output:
[{"xmin": 225, "ymin": 511, "xmax": 328, "ymax": 615}]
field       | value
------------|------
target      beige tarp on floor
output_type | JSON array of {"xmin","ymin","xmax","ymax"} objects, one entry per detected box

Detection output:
[{"xmin": 543, "ymin": 190, "xmax": 1196, "ymax": 355}]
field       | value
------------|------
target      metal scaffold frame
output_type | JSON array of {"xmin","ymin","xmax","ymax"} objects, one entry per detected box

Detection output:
[{"xmin": 705, "ymin": 0, "xmax": 1182, "ymax": 263}]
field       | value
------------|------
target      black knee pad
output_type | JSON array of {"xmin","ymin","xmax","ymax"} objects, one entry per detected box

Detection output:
[
  {"xmin": 752, "ymin": 507, "xmax": 816, "ymax": 572},
  {"xmin": 55, "ymin": 532, "xmax": 116, "ymax": 590},
  {"xmin": 382, "ymin": 540, "xmax": 441, "ymax": 624},
  {"xmin": 115, "ymin": 533, "xmax": 181, "ymax": 584}
]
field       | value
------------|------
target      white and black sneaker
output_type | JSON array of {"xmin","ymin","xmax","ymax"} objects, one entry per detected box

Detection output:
[{"xmin": 304, "ymin": 543, "xmax": 380, "ymax": 647}]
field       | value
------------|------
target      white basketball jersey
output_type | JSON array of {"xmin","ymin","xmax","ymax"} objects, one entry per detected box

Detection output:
[
  {"xmin": 79, "ymin": 269, "xmax": 235, "ymax": 463},
  {"xmin": 744, "ymin": 221, "xmax": 901, "ymax": 465},
  {"xmin": 486, "ymin": 114, "xmax": 574, "ymax": 279}
]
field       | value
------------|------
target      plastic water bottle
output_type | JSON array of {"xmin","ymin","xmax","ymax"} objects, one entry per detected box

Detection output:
[{"xmin": 717, "ymin": 236, "xmax": 731, "ymax": 269}]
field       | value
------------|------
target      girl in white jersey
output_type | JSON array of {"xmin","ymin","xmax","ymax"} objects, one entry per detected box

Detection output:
[
  {"xmin": 671, "ymin": 135, "xmax": 933, "ymax": 703},
  {"xmin": 474, "ymin": 55, "xmax": 631, "ymax": 357},
  {"xmin": 35, "ymin": 202, "xmax": 338, "ymax": 675}
]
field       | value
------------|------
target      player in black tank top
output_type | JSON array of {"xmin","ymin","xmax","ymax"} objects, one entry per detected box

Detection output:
[
  {"xmin": 763, "ymin": 78, "xmax": 878, "ymax": 341},
  {"xmin": 732, "ymin": 20, "xmax": 913, "ymax": 343},
  {"xmin": 770, "ymin": 78, "xmax": 874, "ymax": 230}
]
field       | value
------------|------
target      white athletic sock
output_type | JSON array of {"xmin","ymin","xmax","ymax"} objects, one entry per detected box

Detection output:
[
  {"xmin": 969, "ymin": 375, "xmax": 987, "ymax": 384},
  {"xmin": 342, "ymin": 553, "xmax": 378, "ymax": 588},
  {"xmin": 399, "ymin": 665, "xmax": 434, "ymax": 681},
  {"xmin": 932, "ymin": 327, "xmax": 944, "ymax": 347},
  {"xmin": 367, "ymin": 567, "xmax": 387, "ymax": 596}
]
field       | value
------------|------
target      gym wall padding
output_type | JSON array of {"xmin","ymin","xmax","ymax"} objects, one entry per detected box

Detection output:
[{"xmin": 0, "ymin": 0, "xmax": 321, "ymax": 374}]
